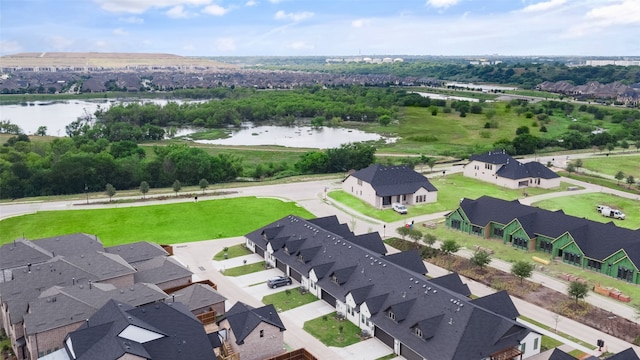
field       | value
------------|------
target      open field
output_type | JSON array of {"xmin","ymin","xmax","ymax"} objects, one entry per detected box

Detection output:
[
  {"xmin": 0, "ymin": 52, "xmax": 234, "ymax": 68},
  {"xmin": 580, "ymin": 154, "xmax": 640, "ymax": 179},
  {"xmin": 532, "ymin": 193, "xmax": 640, "ymax": 229},
  {"xmin": 0, "ymin": 197, "xmax": 314, "ymax": 246}
]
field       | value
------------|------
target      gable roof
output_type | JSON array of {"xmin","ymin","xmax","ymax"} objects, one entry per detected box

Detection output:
[
  {"xmin": 347, "ymin": 164, "xmax": 438, "ymax": 196},
  {"xmin": 470, "ymin": 291, "xmax": 519, "ymax": 319},
  {"xmin": 133, "ymin": 257, "xmax": 193, "ymax": 285},
  {"xmin": 608, "ymin": 348, "xmax": 640, "ymax": 360},
  {"xmin": 168, "ymin": 283, "xmax": 226, "ymax": 311},
  {"xmin": 220, "ymin": 302, "xmax": 285, "ymax": 345},
  {"xmin": 105, "ymin": 242, "xmax": 168, "ymax": 264},
  {"xmin": 457, "ymin": 196, "xmax": 640, "ymax": 268},
  {"xmin": 383, "ymin": 250, "xmax": 427, "ymax": 275},
  {"xmin": 469, "ymin": 151, "xmax": 559, "ymax": 180},
  {"xmin": 65, "ymin": 300, "xmax": 215, "ymax": 360}
]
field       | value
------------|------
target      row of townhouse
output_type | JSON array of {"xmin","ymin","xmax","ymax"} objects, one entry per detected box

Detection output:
[
  {"xmin": 445, "ymin": 196, "xmax": 640, "ymax": 284},
  {"xmin": 0, "ymin": 233, "xmax": 224, "ymax": 360},
  {"xmin": 245, "ymin": 215, "xmax": 542, "ymax": 360}
]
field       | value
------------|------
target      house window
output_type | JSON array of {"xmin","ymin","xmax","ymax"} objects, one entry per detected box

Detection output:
[
  {"xmin": 513, "ymin": 237, "xmax": 528, "ymax": 249},
  {"xmin": 563, "ymin": 252, "xmax": 581, "ymax": 266},
  {"xmin": 617, "ymin": 267, "xmax": 634, "ymax": 282},
  {"xmin": 357, "ymin": 179, "xmax": 362, "ymax": 186},
  {"xmin": 310, "ymin": 281, "xmax": 316, "ymax": 290},
  {"xmin": 388, "ymin": 311, "xmax": 395, "ymax": 321},
  {"xmin": 492, "ymin": 227, "xmax": 504, "ymax": 237},
  {"xmin": 402, "ymin": 194, "xmax": 407, "ymax": 201},
  {"xmin": 586, "ymin": 259, "xmax": 602, "ymax": 272},
  {"xmin": 471, "ymin": 225, "xmax": 482, "ymax": 236},
  {"xmin": 534, "ymin": 338, "xmax": 539, "ymax": 350},
  {"xmin": 415, "ymin": 328, "xmax": 423, "ymax": 337},
  {"xmin": 539, "ymin": 240, "xmax": 553, "ymax": 254},
  {"xmin": 521, "ymin": 343, "xmax": 526, "ymax": 353},
  {"xmin": 451, "ymin": 219, "xmax": 461, "ymax": 230},
  {"xmin": 260, "ymin": 330, "xmax": 264, "ymax": 338}
]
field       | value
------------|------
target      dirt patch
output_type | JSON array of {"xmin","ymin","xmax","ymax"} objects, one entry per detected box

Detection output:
[{"xmin": 387, "ymin": 238, "xmax": 640, "ymax": 345}]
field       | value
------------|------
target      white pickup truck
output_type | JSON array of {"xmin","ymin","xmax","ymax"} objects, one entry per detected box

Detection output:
[{"xmin": 600, "ymin": 206, "xmax": 626, "ymax": 220}]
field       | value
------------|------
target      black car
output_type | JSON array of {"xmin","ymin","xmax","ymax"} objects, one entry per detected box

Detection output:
[{"xmin": 267, "ymin": 276, "xmax": 292, "ymax": 289}]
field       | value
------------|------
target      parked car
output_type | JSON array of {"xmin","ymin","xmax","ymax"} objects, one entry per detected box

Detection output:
[
  {"xmin": 600, "ymin": 207, "xmax": 625, "ymax": 220},
  {"xmin": 392, "ymin": 203, "xmax": 408, "ymax": 214},
  {"xmin": 267, "ymin": 276, "xmax": 292, "ymax": 289}
]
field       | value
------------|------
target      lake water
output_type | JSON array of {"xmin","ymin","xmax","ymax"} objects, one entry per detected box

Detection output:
[
  {"xmin": 412, "ymin": 91, "xmax": 488, "ymax": 103},
  {"xmin": 0, "ymin": 99, "xmax": 389, "ymax": 148}
]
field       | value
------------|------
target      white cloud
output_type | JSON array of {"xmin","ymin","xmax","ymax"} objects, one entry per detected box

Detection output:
[
  {"xmin": 565, "ymin": 0, "xmax": 640, "ymax": 38},
  {"xmin": 274, "ymin": 10, "xmax": 313, "ymax": 22},
  {"xmin": 245, "ymin": 0, "xmax": 257, "ymax": 6},
  {"xmin": 97, "ymin": 0, "xmax": 211, "ymax": 14},
  {"xmin": 113, "ymin": 28, "xmax": 129, "ymax": 35},
  {"xmin": 0, "ymin": 40, "xmax": 22, "ymax": 54},
  {"xmin": 48, "ymin": 35, "xmax": 73, "ymax": 50},
  {"xmin": 287, "ymin": 41, "xmax": 314, "ymax": 50},
  {"xmin": 351, "ymin": 19, "xmax": 369, "ymax": 28},
  {"xmin": 426, "ymin": 0, "xmax": 459, "ymax": 9},
  {"xmin": 119, "ymin": 16, "xmax": 144, "ymax": 24},
  {"xmin": 166, "ymin": 5, "xmax": 190, "ymax": 18},
  {"xmin": 202, "ymin": 4, "xmax": 228, "ymax": 16},
  {"xmin": 520, "ymin": 0, "xmax": 566, "ymax": 13},
  {"xmin": 216, "ymin": 37, "xmax": 236, "ymax": 51}
]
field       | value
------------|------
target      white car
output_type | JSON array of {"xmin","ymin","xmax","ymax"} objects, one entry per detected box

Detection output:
[{"xmin": 392, "ymin": 203, "xmax": 408, "ymax": 214}]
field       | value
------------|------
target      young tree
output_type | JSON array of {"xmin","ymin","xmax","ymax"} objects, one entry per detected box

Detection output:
[
  {"xmin": 626, "ymin": 175, "xmax": 635, "ymax": 189},
  {"xmin": 139, "ymin": 181, "xmax": 149, "ymax": 199},
  {"xmin": 565, "ymin": 162, "xmax": 575, "ymax": 174},
  {"xmin": 172, "ymin": 180, "xmax": 182, "ymax": 196},
  {"xmin": 620, "ymin": 140, "xmax": 629, "ymax": 152},
  {"xmin": 440, "ymin": 239, "xmax": 460, "ymax": 256},
  {"xmin": 105, "ymin": 183, "xmax": 116, "ymax": 202},
  {"xmin": 568, "ymin": 281, "xmax": 589, "ymax": 305},
  {"xmin": 607, "ymin": 143, "xmax": 615, "ymax": 153},
  {"xmin": 427, "ymin": 158, "xmax": 437, "ymax": 172},
  {"xmin": 470, "ymin": 250, "xmax": 491, "ymax": 270},
  {"xmin": 378, "ymin": 115, "xmax": 392, "ymax": 127},
  {"xmin": 511, "ymin": 261, "xmax": 534, "ymax": 284},
  {"xmin": 615, "ymin": 171, "xmax": 625, "ymax": 185},
  {"xmin": 199, "ymin": 178, "xmax": 209, "ymax": 194},
  {"xmin": 422, "ymin": 233, "xmax": 437, "ymax": 248},
  {"xmin": 35, "ymin": 126, "xmax": 47, "ymax": 136},
  {"xmin": 397, "ymin": 226, "xmax": 411, "ymax": 240},
  {"xmin": 573, "ymin": 159, "xmax": 583, "ymax": 172},
  {"xmin": 408, "ymin": 229, "xmax": 423, "ymax": 248}
]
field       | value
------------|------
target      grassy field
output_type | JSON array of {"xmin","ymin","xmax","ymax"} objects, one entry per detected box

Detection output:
[
  {"xmin": 0, "ymin": 197, "xmax": 314, "ymax": 246},
  {"xmin": 303, "ymin": 312, "xmax": 362, "ymax": 347},
  {"xmin": 532, "ymin": 193, "xmax": 640, "ymax": 229},
  {"xmin": 328, "ymin": 173, "xmax": 577, "ymax": 222},
  {"xmin": 580, "ymin": 154, "xmax": 640, "ymax": 179},
  {"xmin": 262, "ymin": 289, "xmax": 319, "ymax": 312}
]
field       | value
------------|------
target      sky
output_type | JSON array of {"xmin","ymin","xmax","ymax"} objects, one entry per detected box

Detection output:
[{"xmin": 1, "ymin": 0, "xmax": 639, "ymax": 57}]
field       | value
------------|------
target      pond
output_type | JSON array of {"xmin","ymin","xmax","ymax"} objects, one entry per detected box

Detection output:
[
  {"xmin": 0, "ymin": 100, "xmax": 393, "ymax": 148},
  {"xmin": 193, "ymin": 123, "xmax": 392, "ymax": 149}
]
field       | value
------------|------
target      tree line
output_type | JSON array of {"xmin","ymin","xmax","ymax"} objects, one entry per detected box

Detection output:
[{"xmin": 0, "ymin": 135, "xmax": 376, "ymax": 199}]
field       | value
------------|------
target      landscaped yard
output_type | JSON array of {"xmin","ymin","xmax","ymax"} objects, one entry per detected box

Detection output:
[
  {"xmin": 221, "ymin": 261, "xmax": 266, "ymax": 276},
  {"xmin": 581, "ymin": 154, "xmax": 640, "ymax": 179},
  {"xmin": 533, "ymin": 192, "xmax": 640, "ymax": 229},
  {"xmin": 328, "ymin": 173, "xmax": 576, "ymax": 222},
  {"xmin": 303, "ymin": 312, "xmax": 362, "ymax": 347},
  {"xmin": 0, "ymin": 197, "xmax": 314, "ymax": 246},
  {"xmin": 262, "ymin": 289, "xmax": 319, "ymax": 312},
  {"xmin": 213, "ymin": 243, "xmax": 252, "ymax": 260}
]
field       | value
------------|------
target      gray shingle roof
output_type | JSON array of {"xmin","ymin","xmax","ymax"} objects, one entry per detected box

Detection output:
[
  {"xmin": 169, "ymin": 283, "xmax": 226, "ymax": 312},
  {"xmin": 105, "ymin": 242, "xmax": 168, "ymax": 264},
  {"xmin": 65, "ymin": 300, "xmax": 215, "ymax": 360},
  {"xmin": 220, "ymin": 302, "xmax": 285, "ymax": 345},
  {"xmin": 347, "ymin": 164, "xmax": 438, "ymax": 196},
  {"xmin": 246, "ymin": 215, "xmax": 534, "ymax": 360},
  {"xmin": 609, "ymin": 348, "xmax": 640, "ymax": 360},
  {"xmin": 469, "ymin": 151, "xmax": 559, "ymax": 180},
  {"xmin": 133, "ymin": 257, "xmax": 193, "ymax": 285},
  {"xmin": 458, "ymin": 196, "xmax": 640, "ymax": 267}
]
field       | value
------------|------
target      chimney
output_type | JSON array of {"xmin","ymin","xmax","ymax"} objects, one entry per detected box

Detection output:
[
  {"xmin": 89, "ymin": 281, "xmax": 92, "ymax": 290},
  {"xmin": 27, "ymin": 263, "xmax": 31, "ymax": 273}
]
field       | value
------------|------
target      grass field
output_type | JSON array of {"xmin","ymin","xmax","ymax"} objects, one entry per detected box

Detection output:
[
  {"xmin": 262, "ymin": 289, "xmax": 318, "ymax": 312},
  {"xmin": 0, "ymin": 197, "xmax": 314, "ymax": 246},
  {"xmin": 580, "ymin": 154, "xmax": 640, "ymax": 179},
  {"xmin": 533, "ymin": 193, "xmax": 640, "ymax": 229},
  {"xmin": 221, "ymin": 261, "xmax": 265, "ymax": 276}
]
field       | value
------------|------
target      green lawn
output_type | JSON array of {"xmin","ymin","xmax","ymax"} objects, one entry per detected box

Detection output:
[
  {"xmin": 222, "ymin": 261, "xmax": 266, "ymax": 276},
  {"xmin": 533, "ymin": 193, "xmax": 640, "ymax": 229},
  {"xmin": 213, "ymin": 243, "xmax": 252, "ymax": 260},
  {"xmin": 581, "ymin": 154, "xmax": 640, "ymax": 179},
  {"xmin": 303, "ymin": 312, "xmax": 362, "ymax": 347},
  {"xmin": 262, "ymin": 289, "xmax": 319, "ymax": 312},
  {"xmin": 0, "ymin": 197, "xmax": 314, "ymax": 246},
  {"xmin": 329, "ymin": 173, "xmax": 575, "ymax": 222},
  {"xmin": 519, "ymin": 316, "xmax": 596, "ymax": 350},
  {"xmin": 541, "ymin": 336, "xmax": 563, "ymax": 351}
]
